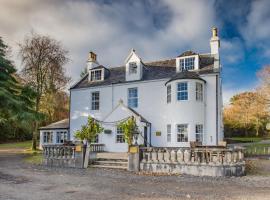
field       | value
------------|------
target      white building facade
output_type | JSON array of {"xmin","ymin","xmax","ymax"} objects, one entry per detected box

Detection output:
[{"xmin": 40, "ymin": 28, "xmax": 224, "ymax": 152}]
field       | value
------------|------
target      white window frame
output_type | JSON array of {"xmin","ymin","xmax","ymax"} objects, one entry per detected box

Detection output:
[
  {"xmin": 177, "ymin": 124, "xmax": 188, "ymax": 142},
  {"xmin": 196, "ymin": 82, "xmax": 203, "ymax": 101},
  {"xmin": 177, "ymin": 82, "xmax": 188, "ymax": 101},
  {"xmin": 167, "ymin": 124, "xmax": 171, "ymax": 142},
  {"xmin": 167, "ymin": 85, "xmax": 171, "ymax": 103},
  {"xmin": 116, "ymin": 127, "xmax": 125, "ymax": 143},
  {"xmin": 129, "ymin": 62, "xmax": 137, "ymax": 74},
  {"xmin": 56, "ymin": 131, "xmax": 67, "ymax": 144},
  {"xmin": 128, "ymin": 87, "xmax": 138, "ymax": 108},
  {"xmin": 91, "ymin": 91, "xmax": 100, "ymax": 110},
  {"xmin": 180, "ymin": 57, "xmax": 195, "ymax": 71},
  {"xmin": 43, "ymin": 131, "xmax": 53, "ymax": 144},
  {"xmin": 90, "ymin": 69, "xmax": 102, "ymax": 81},
  {"xmin": 195, "ymin": 124, "xmax": 203, "ymax": 142}
]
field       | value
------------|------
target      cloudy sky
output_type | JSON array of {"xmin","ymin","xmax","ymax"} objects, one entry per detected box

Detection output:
[{"xmin": 1, "ymin": 0, "xmax": 270, "ymax": 104}]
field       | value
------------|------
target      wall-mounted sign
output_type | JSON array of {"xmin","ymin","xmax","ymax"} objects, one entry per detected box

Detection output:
[
  {"xmin": 104, "ymin": 129, "xmax": 112, "ymax": 134},
  {"xmin": 156, "ymin": 131, "xmax": 161, "ymax": 136},
  {"xmin": 75, "ymin": 145, "xmax": 82, "ymax": 152}
]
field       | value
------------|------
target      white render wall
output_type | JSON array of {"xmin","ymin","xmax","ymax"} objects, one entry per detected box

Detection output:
[{"xmin": 70, "ymin": 73, "xmax": 223, "ymax": 151}]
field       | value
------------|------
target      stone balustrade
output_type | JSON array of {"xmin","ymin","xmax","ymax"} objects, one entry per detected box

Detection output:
[
  {"xmin": 43, "ymin": 144, "xmax": 84, "ymax": 168},
  {"xmin": 43, "ymin": 145, "xmax": 76, "ymax": 159},
  {"xmin": 139, "ymin": 147, "xmax": 245, "ymax": 177},
  {"xmin": 90, "ymin": 143, "xmax": 105, "ymax": 152}
]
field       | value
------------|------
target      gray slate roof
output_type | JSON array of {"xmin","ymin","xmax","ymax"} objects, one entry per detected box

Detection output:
[
  {"xmin": 39, "ymin": 119, "xmax": 69, "ymax": 130},
  {"xmin": 165, "ymin": 71, "xmax": 206, "ymax": 85},
  {"xmin": 71, "ymin": 54, "xmax": 217, "ymax": 90}
]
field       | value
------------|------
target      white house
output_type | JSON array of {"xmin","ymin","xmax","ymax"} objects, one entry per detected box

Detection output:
[{"xmin": 39, "ymin": 27, "xmax": 224, "ymax": 152}]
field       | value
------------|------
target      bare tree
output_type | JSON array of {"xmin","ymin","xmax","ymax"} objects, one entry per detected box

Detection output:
[{"xmin": 19, "ymin": 33, "xmax": 69, "ymax": 150}]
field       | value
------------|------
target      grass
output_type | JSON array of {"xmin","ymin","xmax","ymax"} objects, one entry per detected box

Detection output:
[
  {"xmin": 0, "ymin": 140, "xmax": 32, "ymax": 149},
  {"xmin": 227, "ymin": 137, "xmax": 263, "ymax": 143}
]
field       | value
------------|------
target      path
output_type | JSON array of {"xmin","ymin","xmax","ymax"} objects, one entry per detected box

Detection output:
[{"xmin": 0, "ymin": 147, "xmax": 270, "ymax": 199}]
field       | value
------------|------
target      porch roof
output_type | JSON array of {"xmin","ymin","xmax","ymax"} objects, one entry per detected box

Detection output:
[{"xmin": 39, "ymin": 119, "xmax": 69, "ymax": 130}]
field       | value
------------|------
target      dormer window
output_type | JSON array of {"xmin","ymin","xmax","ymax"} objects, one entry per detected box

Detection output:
[
  {"xmin": 180, "ymin": 57, "xmax": 195, "ymax": 71},
  {"xmin": 129, "ymin": 62, "xmax": 137, "ymax": 74},
  {"xmin": 90, "ymin": 69, "xmax": 102, "ymax": 81}
]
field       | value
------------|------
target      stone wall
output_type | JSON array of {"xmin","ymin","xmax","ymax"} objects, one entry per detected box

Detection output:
[{"xmin": 139, "ymin": 147, "xmax": 245, "ymax": 177}]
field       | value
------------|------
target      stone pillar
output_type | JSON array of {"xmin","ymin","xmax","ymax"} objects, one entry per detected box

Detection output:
[{"xmin": 128, "ymin": 146, "xmax": 140, "ymax": 172}]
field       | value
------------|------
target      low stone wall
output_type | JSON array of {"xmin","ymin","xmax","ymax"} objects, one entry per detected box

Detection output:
[
  {"xmin": 43, "ymin": 145, "xmax": 84, "ymax": 168},
  {"xmin": 139, "ymin": 147, "xmax": 245, "ymax": 177}
]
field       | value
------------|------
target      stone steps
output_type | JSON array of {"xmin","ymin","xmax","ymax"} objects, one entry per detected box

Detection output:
[
  {"xmin": 90, "ymin": 157, "xmax": 128, "ymax": 170},
  {"xmin": 90, "ymin": 164, "xmax": 127, "ymax": 170}
]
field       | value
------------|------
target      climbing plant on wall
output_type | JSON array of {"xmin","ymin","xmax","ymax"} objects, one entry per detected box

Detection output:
[
  {"xmin": 118, "ymin": 116, "xmax": 139, "ymax": 146},
  {"xmin": 74, "ymin": 116, "xmax": 103, "ymax": 144}
]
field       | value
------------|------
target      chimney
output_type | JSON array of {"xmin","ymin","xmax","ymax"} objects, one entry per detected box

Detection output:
[
  {"xmin": 210, "ymin": 27, "xmax": 220, "ymax": 55},
  {"xmin": 88, "ymin": 51, "xmax": 97, "ymax": 62},
  {"xmin": 86, "ymin": 51, "xmax": 99, "ymax": 70}
]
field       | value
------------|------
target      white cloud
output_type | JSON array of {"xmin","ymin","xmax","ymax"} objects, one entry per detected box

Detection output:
[
  {"xmin": 241, "ymin": 0, "xmax": 270, "ymax": 56},
  {"xmin": 0, "ymin": 0, "xmax": 217, "ymax": 83}
]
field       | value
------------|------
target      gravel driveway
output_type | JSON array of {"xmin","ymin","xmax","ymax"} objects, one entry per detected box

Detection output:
[{"xmin": 0, "ymin": 152, "xmax": 270, "ymax": 200}]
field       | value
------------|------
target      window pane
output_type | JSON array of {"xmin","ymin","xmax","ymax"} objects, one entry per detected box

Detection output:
[
  {"xmin": 185, "ymin": 57, "xmax": 195, "ymax": 70},
  {"xmin": 177, "ymin": 124, "xmax": 188, "ymax": 142},
  {"xmin": 195, "ymin": 124, "xmax": 203, "ymax": 142},
  {"xmin": 128, "ymin": 88, "xmax": 138, "ymax": 108},
  {"xmin": 196, "ymin": 82, "xmax": 203, "ymax": 101},
  {"xmin": 180, "ymin": 59, "xmax": 185, "ymax": 71},
  {"xmin": 129, "ymin": 62, "xmax": 137, "ymax": 74},
  {"xmin": 167, "ymin": 124, "xmax": 171, "ymax": 142},
  {"xmin": 91, "ymin": 70, "xmax": 102, "ymax": 81},
  {"xmin": 177, "ymin": 82, "xmax": 188, "ymax": 100},
  {"xmin": 167, "ymin": 85, "xmax": 171, "ymax": 103},
  {"xmin": 116, "ymin": 127, "xmax": 125, "ymax": 143},
  {"xmin": 91, "ymin": 91, "xmax": 100, "ymax": 110}
]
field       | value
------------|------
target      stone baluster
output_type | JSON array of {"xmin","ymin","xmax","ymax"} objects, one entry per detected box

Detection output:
[
  {"xmin": 233, "ymin": 151, "xmax": 238, "ymax": 163},
  {"xmin": 238, "ymin": 150, "xmax": 243, "ymax": 162},
  {"xmin": 151, "ymin": 149, "xmax": 158, "ymax": 163},
  {"xmin": 170, "ymin": 149, "xmax": 177, "ymax": 163},
  {"xmin": 157, "ymin": 149, "xmax": 164, "ymax": 163},
  {"xmin": 201, "ymin": 150, "xmax": 206, "ymax": 164},
  {"xmin": 194, "ymin": 150, "xmax": 199, "ymax": 164},
  {"xmin": 184, "ymin": 149, "xmax": 191, "ymax": 163},
  {"xmin": 177, "ymin": 149, "xmax": 184, "ymax": 163},
  {"xmin": 147, "ymin": 149, "xmax": 152, "ymax": 163},
  {"xmin": 141, "ymin": 149, "xmax": 147, "ymax": 163},
  {"xmin": 164, "ymin": 149, "xmax": 171, "ymax": 163},
  {"xmin": 226, "ymin": 151, "xmax": 232, "ymax": 164}
]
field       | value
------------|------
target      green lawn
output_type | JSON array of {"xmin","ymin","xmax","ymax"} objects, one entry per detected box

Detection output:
[
  {"xmin": 244, "ymin": 143, "xmax": 270, "ymax": 156},
  {"xmin": 0, "ymin": 140, "xmax": 33, "ymax": 149},
  {"xmin": 227, "ymin": 137, "xmax": 263, "ymax": 143}
]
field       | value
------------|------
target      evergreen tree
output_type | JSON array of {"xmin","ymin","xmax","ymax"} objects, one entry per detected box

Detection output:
[{"xmin": 0, "ymin": 37, "xmax": 38, "ymax": 142}]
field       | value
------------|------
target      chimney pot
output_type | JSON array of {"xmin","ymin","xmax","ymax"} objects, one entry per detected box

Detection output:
[
  {"xmin": 89, "ymin": 51, "xmax": 97, "ymax": 62},
  {"xmin": 212, "ymin": 27, "xmax": 218, "ymax": 37}
]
